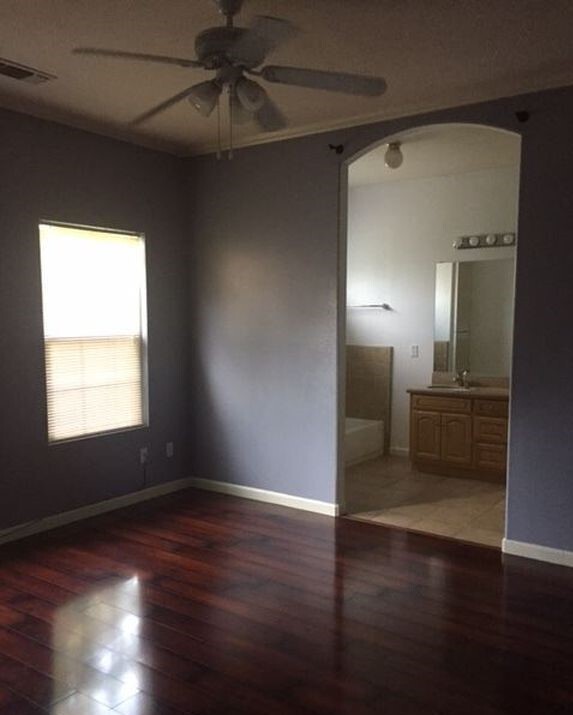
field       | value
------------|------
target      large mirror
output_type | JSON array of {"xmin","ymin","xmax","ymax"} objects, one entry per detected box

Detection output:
[{"xmin": 433, "ymin": 258, "xmax": 515, "ymax": 377}]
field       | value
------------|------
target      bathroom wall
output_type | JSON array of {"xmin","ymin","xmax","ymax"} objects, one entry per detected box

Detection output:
[{"xmin": 346, "ymin": 166, "xmax": 519, "ymax": 452}]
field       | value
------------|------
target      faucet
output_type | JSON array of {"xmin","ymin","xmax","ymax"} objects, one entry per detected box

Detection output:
[{"xmin": 454, "ymin": 369, "xmax": 470, "ymax": 388}]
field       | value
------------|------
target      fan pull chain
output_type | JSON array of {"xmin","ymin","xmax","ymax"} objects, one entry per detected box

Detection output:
[
  {"xmin": 216, "ymin": 96, "xmax": 222, "ymax": 160},
  {"xmin": 228, "ymin": 87, "xmax": 233, "ymax": 160}
]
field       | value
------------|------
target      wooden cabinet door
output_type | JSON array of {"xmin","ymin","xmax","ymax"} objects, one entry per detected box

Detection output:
[
  {"xmin": 411, "ymin": 411, "xmax": 441, "ymax": 461},
  {"xmin": 441, "ymin": 413, "xmax": 472, "ymax": 465},
  {"xmin": 475, "ymin": 443, "xmax": 507, "ymax": 472}
]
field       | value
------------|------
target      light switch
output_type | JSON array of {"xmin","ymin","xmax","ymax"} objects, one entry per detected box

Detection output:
[{"xmin": 410, "ymin": 344, "xmax": 419, "ymax": 358}]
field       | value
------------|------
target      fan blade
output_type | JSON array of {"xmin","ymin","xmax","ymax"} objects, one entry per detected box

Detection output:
[
  {"xmin": 254, "ymin": 91, "xmax": 287, "ymax": 132},
  {"xmin": 229, "ymin": 16, "xmax": 298, "ymax": 67},
  {"xmin": 130, "ymin": 85, "xmax": 198, "ymax": 126},
  {"xmin": 73, "ymin": 48, "xmax": 201, "ymax": 68},
  {"xmin": 261, "ymin": 65, "xmax": 387, "ymax": 96}
]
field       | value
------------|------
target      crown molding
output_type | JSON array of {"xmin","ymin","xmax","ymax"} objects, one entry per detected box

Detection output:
[
  {"xmin": 2, "ymin": 73, "xmax": 573, "ymax": 159},
  {"xmin": 185, "ymin": 75, "xmax": 573, "ymax": 156}
]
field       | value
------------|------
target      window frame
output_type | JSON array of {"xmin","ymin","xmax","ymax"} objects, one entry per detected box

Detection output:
[{"xmin": 38, "ymin": 220, "xmax": 149, "ymax": 445}]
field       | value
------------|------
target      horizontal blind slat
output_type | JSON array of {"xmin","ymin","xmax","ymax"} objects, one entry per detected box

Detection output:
[
  {"xmin": 45, "ymin": 337, "xmax": 144, "ymax": 441},
  {"xmin": 39, "ymin": 225, "xmax": 146, "ymax": 442}
]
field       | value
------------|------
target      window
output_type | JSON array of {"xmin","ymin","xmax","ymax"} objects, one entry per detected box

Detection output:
[{"xmin": 39, "ymin": 223, "xmax": 148, "ymax": 442}]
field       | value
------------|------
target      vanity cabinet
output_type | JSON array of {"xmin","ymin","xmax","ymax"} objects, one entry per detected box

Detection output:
[
  {"xmin": 441, "ymin": 413, "xmax": 473, "ymax": 465},
  {"xmin": 409, "ymin": 390, "xmax": 509, "ymax": 481},
  {"xmin": 410, "ymin": 411, "xmax": 441, "ymax": 461}
]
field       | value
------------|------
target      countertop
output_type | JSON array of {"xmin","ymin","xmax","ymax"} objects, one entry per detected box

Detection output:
[{"xmin": 407, "ymin": 386, "xmax": 510, "ymax": 399}]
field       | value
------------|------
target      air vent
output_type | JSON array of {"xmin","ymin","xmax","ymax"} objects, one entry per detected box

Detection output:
[{"xmin": 0, "ymin": 57, "xmax": 56, "ymax": 84}]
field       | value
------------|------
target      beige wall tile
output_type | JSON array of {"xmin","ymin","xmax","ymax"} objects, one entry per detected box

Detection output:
[{"xmin": 346, "ymin": 345, "xmax": 393, "ymax": 452}]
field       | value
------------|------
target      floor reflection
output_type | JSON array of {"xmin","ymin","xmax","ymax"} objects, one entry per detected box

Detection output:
[
  {"xmin": 1, "ymin": 492, "xmax": 572, "ymax": 714},
  {"xmin": 50, "ymin": 576, "xmax": 144, "ymax": 713}
]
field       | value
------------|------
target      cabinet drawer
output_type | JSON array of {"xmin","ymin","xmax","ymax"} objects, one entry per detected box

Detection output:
[
  {"xmin": 412, "ymin": 395, "xmax": 471, "ymax": 413},
  {"xmin": 475, "ymin": 443, "xmax": 507, "ymax": 472},
  {"xmin": 474, "ymin": 399, "xmax": 508, "ymax": 418},
  {"xmin": 474, "ymin": 417, "xmax": 508, "ymax": 445}
]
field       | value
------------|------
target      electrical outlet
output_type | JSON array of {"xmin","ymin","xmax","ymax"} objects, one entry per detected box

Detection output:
[
  {"xmin": 410, "ymin": 344, "xmax": 419, "ymax": 358},
  {"xmin": 166, "ymin": 442, "xmax": 174, "ymax": 458},
  {"xmin": 139, "ymin": 447, "xmax": 149, "ymax": 465}
]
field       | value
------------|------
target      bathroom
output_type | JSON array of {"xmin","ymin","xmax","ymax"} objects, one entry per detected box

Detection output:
[{"xmin": 343, "ymin": 123, "xmax": 520, "ymax": 547}]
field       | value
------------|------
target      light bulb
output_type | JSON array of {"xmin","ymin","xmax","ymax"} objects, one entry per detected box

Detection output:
[
  {"xmin": 236, "ymin": 78, "xmax": 266, "ymax": 112},
  {"xmin": 187, "ymin": 81, "xmax": 221, "ymax": 117},
  {"xmin": 384, "ymin": 142, "xmax": 403, "ymax": 169}
]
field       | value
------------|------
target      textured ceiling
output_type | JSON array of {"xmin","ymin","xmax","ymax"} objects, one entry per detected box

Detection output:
[
  {"xmin": 1, "ymin": 1, "xmax": 573, "ymax": 155},
  {"xmin": 349, "ymin": 124, "xmax": 521, "ymax": 187}
]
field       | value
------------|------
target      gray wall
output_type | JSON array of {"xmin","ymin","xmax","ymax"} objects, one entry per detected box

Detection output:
[
  {"xmin": 2, "ymin": 85, "xmax": 573, "ymax": 553},
  {"xmin": 186, "ymin": 138, "xmax": 340, "ymax": 504},
  {"xmin": 187, "ymin": 87, "xmax": 573, "ymax": 552},
  {"xmin": 0, "ymin": 108, "xmax": 189, "ymax": 529}
]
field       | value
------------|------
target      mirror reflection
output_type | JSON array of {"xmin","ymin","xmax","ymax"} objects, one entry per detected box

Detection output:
[{"xmin": 434, "ymin": 258, "xmax": 515, "ymax": 377}]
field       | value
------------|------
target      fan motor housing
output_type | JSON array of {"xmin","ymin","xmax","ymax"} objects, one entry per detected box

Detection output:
[
  {"xmin": 214, "ymin": 0, "xmax": 245, "ymax": 16},
  {"xmin": 195, "ymin": 27, "xmax": 264, "ymax": 69}
]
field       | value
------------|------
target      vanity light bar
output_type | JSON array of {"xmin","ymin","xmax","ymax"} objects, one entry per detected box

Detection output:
[{"xmin": 453, "ymin": 233, "xmax": 516, "ymax": 249}]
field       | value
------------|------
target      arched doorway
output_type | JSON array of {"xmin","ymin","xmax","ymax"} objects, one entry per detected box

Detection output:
[{"xmin": 338, "ymin": 123, "xmax": 521, "ymax": 548}]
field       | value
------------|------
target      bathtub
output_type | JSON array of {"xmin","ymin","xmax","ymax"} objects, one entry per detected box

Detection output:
[{"xmin": 345, "ymin": 417, "xmax": 384, "ymax": 466}]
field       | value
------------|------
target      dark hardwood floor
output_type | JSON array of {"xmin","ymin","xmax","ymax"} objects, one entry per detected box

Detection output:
[{"xmin": 0, "ymin": 489, "xmax": 572, "ymax": 714}]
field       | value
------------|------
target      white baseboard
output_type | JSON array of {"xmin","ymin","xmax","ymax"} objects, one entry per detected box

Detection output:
[
  {"xmin": 188, "ymin": 477, "xmax": 339, "ymax": 516},
  {"xmin": 390, "ymin": 447, "xmax": 409, "ymax": 457},
  {"xmin": 0, "ymin": 478, "xmax": 195, "ymax": 546},
  {"xmin": 0, "ymin": 476, "xmax": 338, "ymax": 548},
  {"xmin": 502, "ymin": 538, "xmax": 573, "ymax": 568}
]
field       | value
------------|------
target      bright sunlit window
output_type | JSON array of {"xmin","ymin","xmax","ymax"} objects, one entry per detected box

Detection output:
[{"xmin": 39, "ymin": 223, "xmax": 148, "ymax": 442}]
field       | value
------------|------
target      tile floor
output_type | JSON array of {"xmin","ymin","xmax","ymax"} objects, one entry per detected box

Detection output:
[{"xmin": 344, "ymin": 455, "xmax": 505, "ymax": 547}]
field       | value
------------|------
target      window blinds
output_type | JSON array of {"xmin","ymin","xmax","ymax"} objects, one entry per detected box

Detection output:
[{"xmin": 39, "ymin": 224, "xmax": 147, "ymax": 442}]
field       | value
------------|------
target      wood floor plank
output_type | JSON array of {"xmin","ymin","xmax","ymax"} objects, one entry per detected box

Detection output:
[{"xmin": 1, "ymin": 488, "xmax": 573, "ymax": 714}]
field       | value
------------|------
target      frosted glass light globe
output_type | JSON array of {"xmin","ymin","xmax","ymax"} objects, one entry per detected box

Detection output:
[{"xmin": 384, "ymin": 142, "xmax": 403, "ymax": 169}]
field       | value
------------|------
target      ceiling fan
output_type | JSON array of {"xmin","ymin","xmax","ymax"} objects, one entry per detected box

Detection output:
[{"xmin": 73, "ymin": 0, "xmax": 387, "ymax": 157}]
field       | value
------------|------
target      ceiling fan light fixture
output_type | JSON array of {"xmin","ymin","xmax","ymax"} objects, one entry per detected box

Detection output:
[
  {"xmin": 230, "ymin": 91, "xmax": 253, "ymax": 124},
  {"xmin": 74, "ymin": 0, "xmax": 388, "ymax": 148},
  {"xmin": 384, "ymin": 142, "xmax": 403, "ymax": 169},
  {"xmin": 235, "ymin": 77, "xmax": 266, "ymax": 112},
  {"xmin": 187, "ymin": 80, "xmax": 221, "ymax": 116}
]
